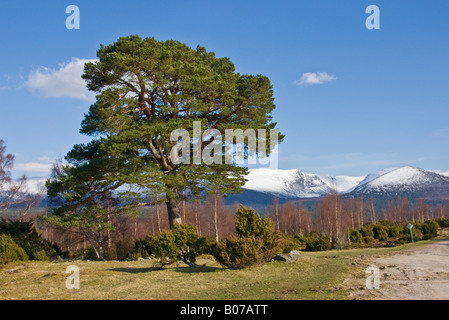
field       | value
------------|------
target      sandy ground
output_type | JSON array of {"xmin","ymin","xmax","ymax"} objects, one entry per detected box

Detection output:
[{"xmin": 350, "ymin": 239, "xmax": 449, "ymax": 300}]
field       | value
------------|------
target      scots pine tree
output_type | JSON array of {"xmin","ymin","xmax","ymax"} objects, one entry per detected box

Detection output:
[{"xmin": 48, "ymin": 35, "xmax": 282, "ymax": 229}]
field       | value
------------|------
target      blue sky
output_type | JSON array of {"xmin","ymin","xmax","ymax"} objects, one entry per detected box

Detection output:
[{"xmin": 1, "ymin": 0, "xmax": 449, "ymax": 185}]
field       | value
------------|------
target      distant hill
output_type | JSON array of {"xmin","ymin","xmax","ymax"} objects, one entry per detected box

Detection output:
[
  {"xmin": 18, "ymin": 166, "xmax": 449, "ymax": 211},
  {"xmin": 225, "ymin": 166, "xmax": 449, "ymax": 208},
  {"xmin": 347, "ymin": 166, "xmax": 449, "ymax": 201}
]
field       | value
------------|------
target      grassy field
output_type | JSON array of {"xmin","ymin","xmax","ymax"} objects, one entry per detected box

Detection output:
[{"xmin": 1, "ymin": 235, "xmax": 447, "ymax": 300}]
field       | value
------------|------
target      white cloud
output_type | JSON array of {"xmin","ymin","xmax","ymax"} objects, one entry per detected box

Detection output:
[
  {"xmin": 295, "ymin": 72, "xmax": 336, "ymax": 86},
  {"xmin": 14, "ymin": 162, "xmax": 53, "ymax": 173},
  {"xmin": 37, "ymin": 155, "xmax": 51, "ymax": 162},
  {"xmin": 25, "ymin": 57, "xmax": 97, "ymax": 101}
]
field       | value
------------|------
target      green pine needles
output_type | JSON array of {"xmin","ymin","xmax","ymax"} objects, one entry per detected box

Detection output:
[{"xmin": 45, "ymin": 35, "xmax": 283, "ymax": 243}]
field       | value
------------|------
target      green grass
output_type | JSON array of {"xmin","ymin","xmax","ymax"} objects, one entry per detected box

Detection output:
[
  {"xmin": 0, "ymin": 254, "xmax": 351, "ymax": 300},
  {"xmin": 1, "ymin": 234, "xmax": 447, "ymax": 300}
]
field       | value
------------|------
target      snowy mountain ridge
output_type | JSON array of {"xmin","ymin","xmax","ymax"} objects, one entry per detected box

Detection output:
[
  {"xmin": 243, "ymin": 168, "xmax": 365, "ymax": 198},
  {"xmin": 350, "ymin": 166, "xmax": 449, "ymax": 198},
  {"xmin": 243, "ymin": 166, "xmax": 449, "ymax": 199}
]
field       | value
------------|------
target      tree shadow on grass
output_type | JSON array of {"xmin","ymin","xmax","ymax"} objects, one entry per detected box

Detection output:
[
  {"xmin": 108, "ymin": 265, "xmax": 223, "ymax": 274},
  {"xmin": 108, "ymin": 267, "xmax": 164, "ymax": 273},
  {"xmin": 172, "ymin": 265, "xmax": 224, "ymax": 274}
]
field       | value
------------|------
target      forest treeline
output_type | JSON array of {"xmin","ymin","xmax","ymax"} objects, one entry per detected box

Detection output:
[
  {"xmin": 2, "ymin": 137, "xmax": 449, "ymax": 265},
  {"xmin": 2, "ymin": 193, "xmax": 448, "ymax": 263}
]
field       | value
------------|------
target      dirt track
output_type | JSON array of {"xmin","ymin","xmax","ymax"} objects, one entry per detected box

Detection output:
[{"xmin": 352, "ymin": 239, "xmax": 449, "ymax": 300}]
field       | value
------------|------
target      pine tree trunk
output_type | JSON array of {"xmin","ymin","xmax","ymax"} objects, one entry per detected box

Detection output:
[
  {"xmin": 156, "ymin": 195, "xmax": 161, "ymax": 234},
  {"xmin": 166, "ymin": 196, "xmax": 183, "ymax": 229},
  {"xmin": 107, "ymin": 213, "xmax": 112, "ymax": 249}
]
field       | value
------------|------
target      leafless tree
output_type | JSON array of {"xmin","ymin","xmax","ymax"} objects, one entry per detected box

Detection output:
[{"xmin": 0, "ymin": 139, "xmax": 43, "ymax": 217}]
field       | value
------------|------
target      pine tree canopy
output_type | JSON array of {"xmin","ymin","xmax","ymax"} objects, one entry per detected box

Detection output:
[{"xmin": 47, "ymin": 35, "xmax": 283, "ymax": 228}]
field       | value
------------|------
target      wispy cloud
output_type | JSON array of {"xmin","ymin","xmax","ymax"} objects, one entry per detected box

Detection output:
[
  {"xmin": 0, "ymin": 74, "xmax": 22, "ymax": 91},
  {"xmin": 24, "ymin": 57, "xmax": 97, "ymax": 101},
  {"xmin": 295, "ymin": 72, "xmax": 336, "ymax": 86},
  {"xmin": 37, "ymin": 155, "xmax": 51, "ymax": 162},
  {"xmin": 14, "ymin": 162, "xmax": 53, "ymax": 173}
]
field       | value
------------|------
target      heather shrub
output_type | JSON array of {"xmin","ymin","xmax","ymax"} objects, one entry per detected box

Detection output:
[
  {"xmin": 147, "ymin": 231, "xmax": 178, "ymax": 266},
  {"xmin": 0, "ymin": 218, "xmax": 61, "ymax": 260},
  {"xmin": 436, "ymin": 218, "xmax": 449, "ymax": 228},
  {"xmin": 214, "ymin": 236, "xmax": 265, "ymax": 269},
  {"xmin": 279, "ymin": 235, "xmax": 302, "ymax": 253},
  {"xmin": 378, "ymin": 220, "xmax": 394, "ymax": 227},
  {"xmin": 147, "ymin": 223, "xmax": 202, "ymax": 267},
  {"xmin": 420, "ymin": 220, "xmax": 439, "ymax": 239},
  {"xmin": 132, "ymin": 239, "xmax": 152, "ymax": 258},
  {"xmin": 360, "ymin": 226, "xmax": 374, "ymax": 238},
  {"xmin": 115, "ymin": 239, "xmax": 135, "ymax": 260},
  {"xmin": 349, "ymin": 230, "xmax": 363, "ymax": 246},
  {"xmin": 373, "ymin": 225, "xmax": 388, "ymax": 241},
  {"xmin": 364, "ymin": 235, "xmax": 374, "ymax": 245},
  {"xmin": 395, "ymin": 235, "xmax": 410, "ymax": 245},
  {"xmin": 71, "ymin": 246, "xmax": 97, "ymax": 261},
  {"xmin": 304, "ymin": 234, "xmax": 332, "ymax": 252},
  {"xmin": 387, "ymin": 225, "xmax": 400, "ymax": 238},
  {"xmin": 195, "ymin": 236, "xmax": 218, "ymax": 256},
  {"xmin": 0, "ymin": 234, "xmax": 28, "ymax": 264},
  {"xmin": 32, "ymin": 249, "xmax": 49, "ymax": 261},
  {"xmin": 213, "ymin": 205, "xmax": 281, "ymax": 269},
  {"xmin": 235, "ymin": 205, "xmax": 274, "ymax": 239}
]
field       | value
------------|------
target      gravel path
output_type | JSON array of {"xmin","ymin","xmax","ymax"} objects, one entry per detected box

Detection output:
[{"xmin": 353, "ymin": 239, "xmax": 449, "ymax": 300}]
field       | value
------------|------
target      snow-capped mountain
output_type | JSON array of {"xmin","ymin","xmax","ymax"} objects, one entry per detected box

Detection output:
[
  {"xmin": 316, "ymin": 175, "xmax": 366, "ymax": 193},
  {"xmin": 242, "ymin": 168, "xmax": 364, "ymax": 199},
  {"xmin": 240, "ymin": 166, "xmax": 449, "ymax": 202},
  {"xmin": 243, "ymin": 168, "xmax": 330, "ymax": 198},
  {"xmin": 348, "ymin": 166, "xmax": 449, "ymax": 199}
]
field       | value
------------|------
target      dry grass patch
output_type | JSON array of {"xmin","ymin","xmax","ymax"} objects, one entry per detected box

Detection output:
[
  {"xmin": 0, "ymin": 255, "xmax": 349, "ymax": 300},
  {"xmin": 3, "ymin": 234, "xmax": 447, "ymax": 300}
]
